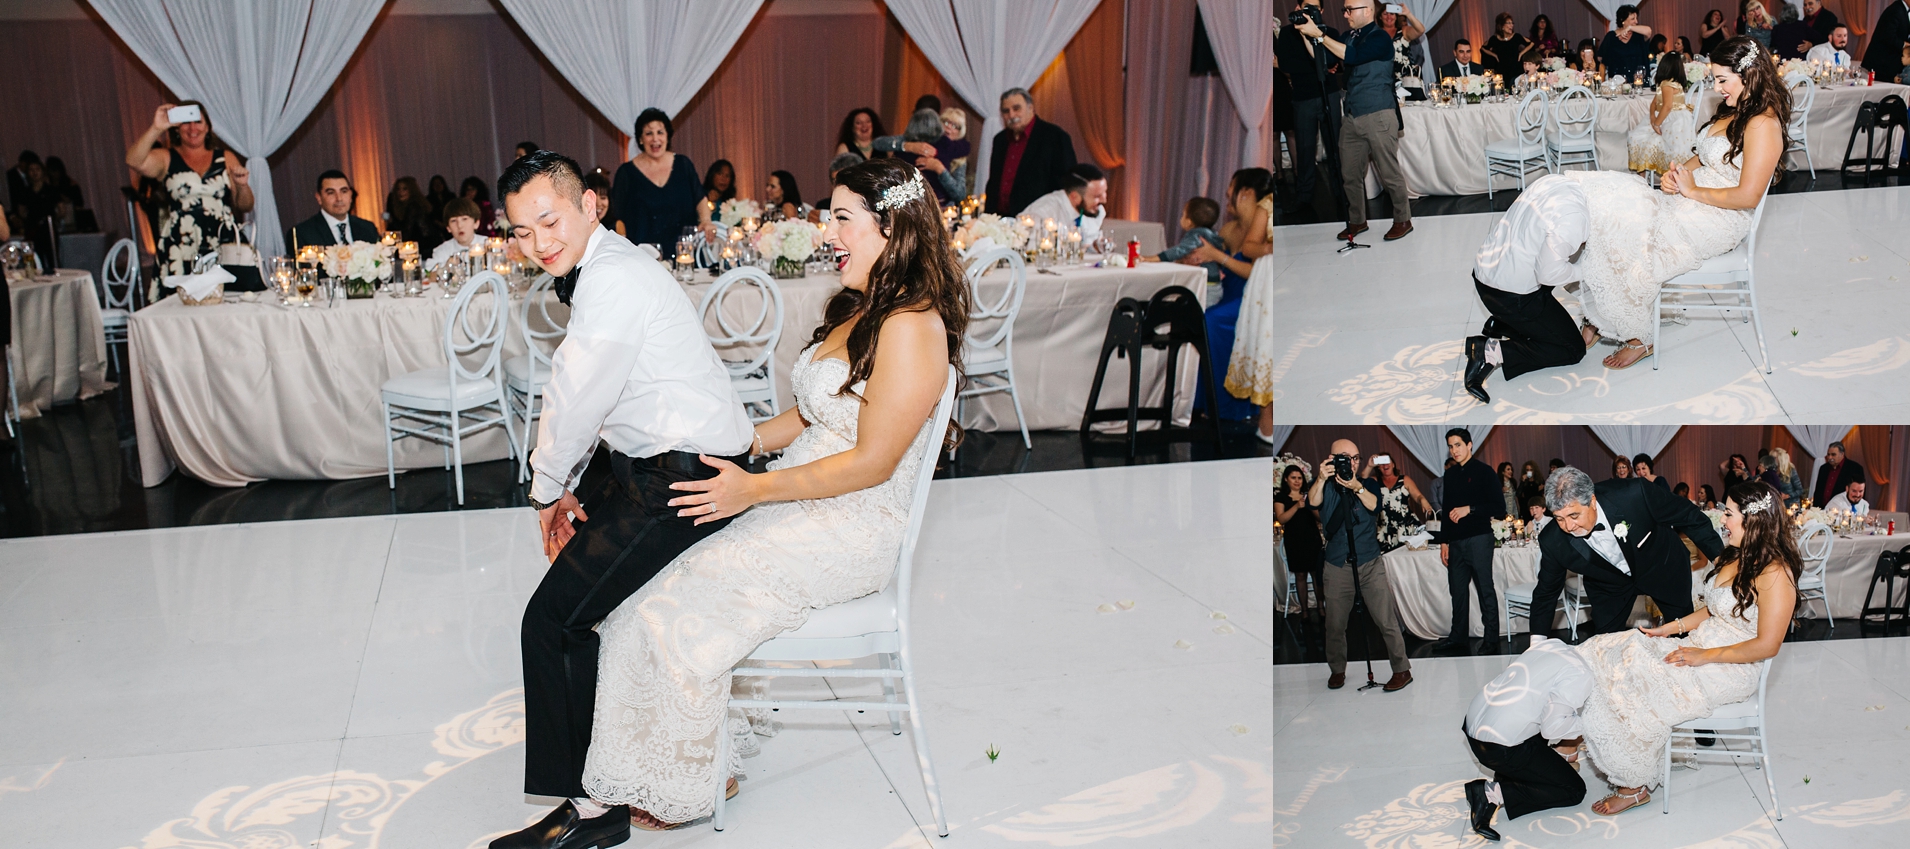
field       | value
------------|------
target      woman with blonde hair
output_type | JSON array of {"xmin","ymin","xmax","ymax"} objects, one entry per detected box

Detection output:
[{"xmin": 1769, "ymin": 446, "xmax": 1804, "ymax": 501}]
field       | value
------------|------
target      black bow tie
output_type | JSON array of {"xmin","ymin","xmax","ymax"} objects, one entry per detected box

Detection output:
[
  {"xmin": 1592, "ymin": 523, "xmax": 1606, "ymax": 532},
  {"xmin": 553, "ymin": 266, "xmax": 581, "ymax": 305}
]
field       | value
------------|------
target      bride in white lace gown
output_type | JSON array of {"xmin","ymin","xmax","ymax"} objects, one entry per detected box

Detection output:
[
  {"xmin": 579, "ymin": 161, "xmax": 971, "ymax": 828},
  {"xmin": 1571, "ymin": 481, "xmax": 1799, "ymax": 816},
  {"xmin": 1565, "ymin": 37, "xmax": 1791, "ymax": 370}
]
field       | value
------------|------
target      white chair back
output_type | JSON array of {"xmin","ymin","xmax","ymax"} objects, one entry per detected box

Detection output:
[
  {"xmin": 1799, "ymin": 520, "xmax": 1833, "ymax": 576},
  {"xmin": 1785, "ymin": 73, "xmax": 1815, "ymax": 137},
  {"xmin": 963, "ymin": 247, "xmax": 1027, "ymax": 352},
  {"xmin": 518, "ymin": 272, "xmax": 568, "ymax": 370},
  {"xmin": 895, "ymin": 365, "xmax": 960, "ymax": 609},
  {"xmin": 443, "ymin": 270, "xmax": 510, "ymax": 386},
  {"xmin": 1514, "ymin": 88, "xmax": 1549, "ymax": 146},
  {"xmin": 698, "ymin": 266, "xmax": 785, "ymax": 381},
  {"xmin": 1550, "ymin": 86, "xmax": 1597, "ymax": 142},
  {"xmin": 101, "ymin": 238, "xmax": 138, "ymax": 310}
]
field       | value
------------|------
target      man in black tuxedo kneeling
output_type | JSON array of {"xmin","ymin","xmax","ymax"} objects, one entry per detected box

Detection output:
[{"xmin": 1525, "ymin": 466, "xmax": 1724, "ymax": 644}]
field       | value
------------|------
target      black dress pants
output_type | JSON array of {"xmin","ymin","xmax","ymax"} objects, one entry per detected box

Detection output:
[
  {"xmin": 1290, "ymin": 92, "xmax": 1345, "ymax": 207},
  {"xmin": 519, "ymin": 449, "xmax": 747, "ymax": 798},
  {"xmin": 1447, "ymin": 534, "xmax": 1500, "ymax": 640},
  {"xmin": 1466, "ymin": 729, "xmax": 1586, "ymax": 819},
  {"xmin": 1474, "ymin": 276, "xmax": 1585, "ymax": 379}
]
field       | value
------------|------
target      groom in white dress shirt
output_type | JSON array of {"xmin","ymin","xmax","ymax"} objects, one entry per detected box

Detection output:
[
  {"xmin": 1461, "ymin": 637, "xmax": 1593, "ymax": 840},
  {"xmin": 1462, "ymin": 175, "xmax": 1591, "ymax": 404},
  {"xmin": 492, "ymin": 150, "xmax": 753, "ymax": 849}
]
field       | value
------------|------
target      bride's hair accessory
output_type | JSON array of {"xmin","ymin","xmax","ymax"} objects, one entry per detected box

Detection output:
[
  {"xmin": 875, "ymin": 171, "xmax": 928, "ymax": 211},
  {"xmin": 1735, "ymin": 48, "xmax": 1757, "ymax": 74},
  {"xmin": 1742, "ymin": 491, "xmax": 1774, "ymax": 515}
]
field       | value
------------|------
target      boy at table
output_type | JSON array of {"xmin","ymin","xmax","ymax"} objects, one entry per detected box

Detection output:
[{"xmin": 427, "ymin": 198, "xmax": 486, "ymax": 270}]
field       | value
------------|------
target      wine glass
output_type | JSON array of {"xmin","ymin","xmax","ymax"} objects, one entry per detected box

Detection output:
[{"xmin": 294, "ymin": 269, "xmax": 318, "ymax": 307}]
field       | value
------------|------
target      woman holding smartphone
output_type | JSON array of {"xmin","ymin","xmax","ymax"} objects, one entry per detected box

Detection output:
[{"xmin": 126, "ymin": 102, "xmax": 253, "ymax": 276}]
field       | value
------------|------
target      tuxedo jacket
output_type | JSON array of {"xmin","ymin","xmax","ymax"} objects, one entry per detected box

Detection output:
[
  {"xmin": 1529, "ymin": 477, "xmax": 1724, "ymax": 637},
  {"xmin": 286, "ymin": 213, "xmax": 381, "ymax": 252},
  {"xmin": 1438, "ymin": 61, "xmax": 1481, "ymax": 80},
  {"xmin": 983, "ymin": 117, "xmax": 1077, "ymax": 217},
  {"xmin": 1864, "ymin": 0, "xmax": 1910, "ymax": 81},
  {"xmin": 1813, "ymin": 459, "xmax": 1867, "ymax": 505}
]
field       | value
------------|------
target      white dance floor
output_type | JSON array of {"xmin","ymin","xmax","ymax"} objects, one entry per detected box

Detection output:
[
  {"xmin": 1271, "ymin": 185, "xmax": 1910, "ymax": 424},
  {"xmin": 1274, "ymin": 638, "xmax": 1910, "ymax": 847},
  {"xmin": 0, "ymin": 459, "xmax": 1271, "ymax": 848}
]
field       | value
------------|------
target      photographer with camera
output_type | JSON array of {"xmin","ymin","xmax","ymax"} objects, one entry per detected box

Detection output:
[
  {"xmin": 1309, "ymin": 438, "xmax": 1413, "ymax": 692},
  {"xmin": 1277, "ymin": 0, "xmax": 1344, "ymax": 215},
  {"xmin": 1295, "ymin": 1, "xmax": 1414, "ymax": 243}
]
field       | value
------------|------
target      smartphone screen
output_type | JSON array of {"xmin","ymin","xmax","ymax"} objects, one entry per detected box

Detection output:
[{"xmin": 168, "ymin": 105, "xmax": 202, "ymax": 124}]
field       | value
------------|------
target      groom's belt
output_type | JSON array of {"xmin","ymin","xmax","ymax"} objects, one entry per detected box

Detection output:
[{"xmin": 617, "ymin": 448, "xmax": 748, "ymax": 475}]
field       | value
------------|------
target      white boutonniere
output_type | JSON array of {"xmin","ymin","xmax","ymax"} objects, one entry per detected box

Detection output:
[{"xmin": 1613, "ymin": 521, "xmax": 1630, "ymax": 541}]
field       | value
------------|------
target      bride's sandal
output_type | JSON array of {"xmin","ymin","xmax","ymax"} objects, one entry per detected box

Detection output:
[
  {"xmin": 1602, "ymin": 340, "xmax": 1653, "ymax": 370},
  {"xmin": 631, "ymin": 778, "xmax": 740, "ymax": 832},
  {"xmin": 1591, "ymin": 786, "xmax": 1651, "ymax": 816}
]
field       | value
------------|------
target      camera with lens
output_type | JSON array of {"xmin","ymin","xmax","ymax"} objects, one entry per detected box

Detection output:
[
  {"xmin": 1289, "ymin": 6, "xmax": 1322, "ymax": 27},
  {"xmin": 1331, "ymin": 453, "xmax": 1355, "ymax": 480}
]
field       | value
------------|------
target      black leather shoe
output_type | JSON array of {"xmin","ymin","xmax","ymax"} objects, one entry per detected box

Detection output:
[
  {"xmin": 1481, "ymin": 317, "xmax": 1507, "ymax": 339},
  {"xmin": 490, "ymin": 801, "xmax": 630, "ymax": 849},
  {"xmin": 1463, "ymin": 335, "xmax": 1494, "ymax": 404},
  {"xmin": 1466, "ymin": 779, "xmax": 1502, "ymax": 841}
]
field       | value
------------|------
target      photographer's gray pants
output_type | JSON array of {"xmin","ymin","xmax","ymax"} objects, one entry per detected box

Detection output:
[
  {"xmin": 1324, "ymin": 556, "xmax": 1411, "ymax": 674},
  {"xmin": 1339, "ymin": 109, "xmax": 1411, "ymax": 227}
]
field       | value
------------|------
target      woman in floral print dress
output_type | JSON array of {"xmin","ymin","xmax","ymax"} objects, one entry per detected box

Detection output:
[{"xmin": 126, "ymin": 102, "xmax": 254, "ymax": 275}]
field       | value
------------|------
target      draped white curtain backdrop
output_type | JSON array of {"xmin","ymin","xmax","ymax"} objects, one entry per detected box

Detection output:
[
  {"xmin": 1195, "ymin": 0, "xmax": 1275, "ymax": 168},
  {"xmin": 1388, "ymin": 425, "xmax": 1493, "ymax": 474},
  {"xmin": 1404, "ymin": 0, "xmax": 1459, "ymax": 86},
  {"xmin": 496, "ymin": 0, "xmax": 763, "ymax": 157},
  {"xmin": 87, "ymin": 0, "xmax": 386, "ymax": 258},
  {"xmin": 1787, "ymin": 425, "xmax": 1855, "ymax": 495},
  {"xmin": 884, "ymin": 0, "xmax": 1100, "ymax": 194},
  {"xmin": 1587, "ymin": 425, "xmax": 1683, "ymax": 461},
  {"xmin": 1270, "ymin": 424, "xmax": 1296, "ymax": 453}
]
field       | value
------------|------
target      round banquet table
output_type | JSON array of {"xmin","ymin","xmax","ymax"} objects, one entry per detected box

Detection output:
[
  {"xmin": 131, "ymin": 261, "xmax": 1207, "ymax": 487},
  {"xmin": 7, "ymin": 268, "xmax": 112, "ymax": 418},
  {"xmin": 1397, "ymin": 82, "xmax": 1910, "ymax": 197}
]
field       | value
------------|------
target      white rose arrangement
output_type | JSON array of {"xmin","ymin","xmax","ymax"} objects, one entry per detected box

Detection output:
[
  {"xmin": 1685, "ymin": 62, "xmax": 1709, "ymax": 86},
  {"xmin": 1459, "ymin": 75, "xmax": 1492, "ymax": 96},
  {"xmin": 322, "ymin": 241, "xmax": 396, "ymax": 283},
  {"xmin": 953, "ymin": 213, "xmax": 1028, "ymax": 254},
  {"xmin": 1545, "ymin": 57, "xmax": 1568, "ymax": 72},
  {"xmin": 718, "ymin": 198, "xmax": 764, "ymax": 227},
  {"xmin": 1777, "ymin": 58, "xmax": 1810, "ymax": 80},
  {"xmin": 753, "ymin": 219, "xmax": 824, "ymax": 276}
]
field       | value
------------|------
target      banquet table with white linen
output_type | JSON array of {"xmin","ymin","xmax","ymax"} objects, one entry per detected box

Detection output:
[
  {"xmin": 1384, "ymin": 544, "xmax": 1589, "ymax": 639},
  {"xmin": 8, "ymin": 268, "xmax": 112, "ymax": 418},
  {"xmin": 1398, "ymin": 82, "xmax": 1910, "ymax": 197},
  {"xmin": 132, "ymin": 261, "xmax": 1206, "ymax": 487},
  {"xmin": 1816, "ymin": 530, "xmax": 1910, "ymax": 620}
]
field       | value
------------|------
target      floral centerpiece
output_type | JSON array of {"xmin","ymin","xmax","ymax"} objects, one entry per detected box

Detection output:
[
  {"xmin": 1271, "ymin": 453, "xmax": 1312, "ymax": 484},
  {"xmin": 752, "ymin": 219, "xmax": 824, "ymax": 278},
  {"xmin": 322, "ymin": 240, "xmax": 395, "ymax": 298},
  {"xmin": 1703, "ymin": 508, "xmax": 1726, "ymax": 537},
  {"xmin": 1457, "ymin": 74, "xmax": 1492, "ymax": 102},
  {"xmin": 952, "ymin": 213, "xmax": 1027, "ymax": 256},
  {"xmin": 1777, "ymin": 58, "xmax": 1810, "ymax": 81},
  {"xmin": 718, "ymin": 198, "xmax": 763, "ymax": 227},
  {"xmin": 1545, "ymin": 57, "xmax": 1568, "ymax": 72},
  {"xmin": 1685, "ymin": 62, "xmax": 1709, "ymax": 87}
]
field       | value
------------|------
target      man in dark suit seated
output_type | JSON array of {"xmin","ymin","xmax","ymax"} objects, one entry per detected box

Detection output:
[
  {"xmin": 1811, "ymin": 440, "xmax": 1866, "ymax": 506},
  {"xmin": 983, "ymin": 87, "xmax": 1077, "ymax": 216},
  {"xmin": 1525, "ymin": 466, "xmax": 1724, "ymax": 643},
  {"xmin": 286, "ymin": 169, "xmax": 381, "ymax": 251},
  {"xmin": 1438, "ymin": 39, "xmax": 1481, "ymax": 80},
  {"xmin": 1864, "ymin": 0, "xmax": 1910, "ymax": 84}
]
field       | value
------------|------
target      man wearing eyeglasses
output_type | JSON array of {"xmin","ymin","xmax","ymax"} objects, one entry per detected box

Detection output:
[{"xmin": 1296, "ymin": 1, "xmax": 1414, "ymax": 243}]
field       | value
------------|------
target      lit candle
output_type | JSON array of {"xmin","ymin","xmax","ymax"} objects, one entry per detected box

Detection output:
[
  {"xmin": 399, "ymin": 241, "xmax": 418, "ymax": 259},
  {"xmin": 742, "ymin": 217, "xmax": 759, "ymax": 233},
  {"xmin": 728, "ymin": 227, "xmax": 744, "ymax": 243},
  {"xmin": 487, "ymin": 237, "xmax": 506, "ymax": 253},
  {"xmin": 1039, "ymin": 237, "xmax": 1053, "ymax": 252},
  {"xmin": 951, "ymin": 238, "xmax": 965, "ymax": 252},
  {"xmin": 677, "ymin": 251, "xmax": 694, "ymax": 267},
  {"xmin": 1067, "ymin": 230, "xmax": 1081, "ymax": 244},
  {"xmin": 1019, "ymin": 215, "xmax": 1035, "ymax": 229},
  {"xmin": 381, "ymin": 231, "xmax": 398, "ymax": 247},
  {"xmin": 1044, "ymin": 218, "xmax": 1058, "ymax": 233},
  {"xmin": 493, "ymin": 261, "xmax": 511, "ymax": 276}
]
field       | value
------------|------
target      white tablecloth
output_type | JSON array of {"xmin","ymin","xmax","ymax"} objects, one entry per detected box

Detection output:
[
  {"xmin": 1383, "ymin": 544, "xmax": 1591, "ymax": 639},
  {"xmin": 8, "ymin": 268, "xmax": 112, "ymax": 418},
  {"xmin": 132, "ymin": 262, "xmax": 1207, "ymax": 487},
  {"xmin": 1398, "ymin": 82, "xmax": 1910, "ymax": 197},
  {"xmin": 1817, "ymin": 532, "xmax": 1910, "ymax": 619}
]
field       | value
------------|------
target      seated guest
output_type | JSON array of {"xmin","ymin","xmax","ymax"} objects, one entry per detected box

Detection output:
[
  {"xmin": 1741, "ymin": 0, "xmax": 1776, "ymax": 49},
  {"xmin": 1632, "ymin": 453, "xmax": 1672, "ymax": 490},
  {"xmin": 1516, "ymin": 50, "xmax": 1545, "ymax": 86},
  {"xmin": 1901, "ymin": 43, "xmax": 1910, "ymax": 86},
  {"xmin": 584, "ymin": 171, "xmax": 614, "ymax": 231},
  {"xmin": 1803, "ymin": 0, "xmax": 1841, "ymax": 39},
  {"xmin": 1439, "ymin": 38, "xmax": 1481, "ymax": 79},
  {"xmin": 937, "ymin": 108, "xmax": 972, "ymax": 192},
  {"xmin": 1805, "ymin": 25, "xmax": 1853, "ymax": 65},
  {"xmin": 1148, "ymin": 196, "xmax": 1225, "ymax": 285},
  {"xmin": 1825, "ymin": 481, "xmax": 1870, "ymax": 515},
  {"xmin": 1017, "ymin": 163, "xmax": 1108, "ymax": 241},
  {"xmin": 1772, "ymin": 0, "xmax": 1820, "ymax": 58},
  {"xmin": 1674, "ymin": 481, "xmax": 1691, "ymax": 502},
  {"xmin": 287, "ymin": 169, "xmax": 379, "ymax": 251},
  {"xmin": 1813, "ymin": 440, "xmax": 1865, "ymax": 505},
  {"xmin": 701, "ymin": 158, "xmax": 736, "ymax": 210},
  {"xmin": 763, "ymin": 170, "xmax": 805, "ymax": 221},
  {"xmin": 1175, "ymin": 168, "xmax": 1273, "ymax": 422},
  {"xmin": 876, "ymin": 109, "xmax": 966, "ymax": 202},
  {"xmin": 384, "ymin": 176, "xmax": 431, "ymax": 245},
  {"xmin": 984, "ymin": 87, "xmax": 1077, "ymax": 215},
  {"xmin": 1698, "ymin": 483, "xmax": 1720, "ymax": 510},
  {"xmin": 427, "ymin": 198, "xmax": 486, "ymax": 269},
  {"xmin": 458, "ymin": 176, "xmax": 495, "ymax": 236},
  {"xmin": 1569, "ymin": 38, "xmax": 1602, "ymax": 75},
  {"xmin": 1526, "ymin": 496, "xmax": 1550, "ymax": 529}
]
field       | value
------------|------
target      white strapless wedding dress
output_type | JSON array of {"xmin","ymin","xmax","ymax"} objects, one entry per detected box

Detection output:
[
  {"xmin": 1574, "ymin": 576, "xmax": 1762, "ymax": 788},
  {"xmin": 1566, "ymin": 133, "xmax": 1754, "ymax": 342},
  {"xmin": 580, "ymin": 345, "xmax": 939, "ymax": 823}
]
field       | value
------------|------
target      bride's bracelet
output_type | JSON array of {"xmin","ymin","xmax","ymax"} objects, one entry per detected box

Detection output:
[{"xmin": 751, "ymin": 429, "xmax": 766, "ymax": 458}]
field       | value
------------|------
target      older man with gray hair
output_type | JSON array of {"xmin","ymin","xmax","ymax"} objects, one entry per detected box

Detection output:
[
  {"xmin": 1526, "ymin": 465, "xmax": 1724, "ymax": 644},
  {"xmin": 984, "ymin": 86, "xmax": 1077, "ymax": 216}
]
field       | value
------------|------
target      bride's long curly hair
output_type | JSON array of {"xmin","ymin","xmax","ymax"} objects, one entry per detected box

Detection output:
[
  {"xmin": 1706, "ymin": 481, "xmax": 1802, "ymax": 619},
  {"xmin": 811, "ymin": 158, "xmax": 971, "ymax": 450},
  {"xmin": 1701, "ymin": 37, "xmax": 1792, "ymax": 182}
]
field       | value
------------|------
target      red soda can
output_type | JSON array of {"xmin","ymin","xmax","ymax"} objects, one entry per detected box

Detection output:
[
  {"xmin": 1868, "ymin": 70, "xmax": 1875, "ymax": 86},
  {"xmin": 1890, "ymin": 520, "xmax": 1896, "ymax": 535},
  {"xmin": 1127, "ymin": 238, "xmax": 1139, "ymax": 268}
]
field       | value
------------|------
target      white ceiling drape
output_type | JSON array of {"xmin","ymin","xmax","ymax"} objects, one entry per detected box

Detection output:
[
  {"xmin": 884, "ymin": 0, "xmax": 1100, "ymax": 196},
  {"xmin": 1786, "ymin": 425, "xmax": 1855, "ymax": 497},
  {"xmin": 1269, "ymin": 424, "xmax": 1295, "ymax": 453},
  {"xmin": 497, "ymin": 0, "xmax": 764, "ymax": 158},
  {"xmin": 1587, "ymin": 425, "xmax": 1683, "ymax": 462},
  {"xmin": 1402, "ymin": 0, "xmax": 1459, "ymax": 86},
  {"xmin": 1388, "ymin": 425, "xmax": 1493, "ymax": 475},
  {"xmin": 88, "ymin": 0, "xmax": 386, "ymax": 258},
  {"xmin": 1194, "ymin": 0, "xmax": 1275, "ymax": 169}
]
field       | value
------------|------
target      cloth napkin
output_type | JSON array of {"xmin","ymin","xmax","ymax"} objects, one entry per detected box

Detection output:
[
  {"xmin": 164, "ymin": 264, "xmax": 236, "ymax": 301},
  {"xmin": 964, "ymin": 236, "xmax": 998, "ymax": 259}
]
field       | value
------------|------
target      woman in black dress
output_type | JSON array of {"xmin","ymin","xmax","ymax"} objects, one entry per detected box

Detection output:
[
  {"xmin": 609, "ymin": 107, "xmax": 711, "ymax": 250},
  {"xmin": 1482, "ymin": 13, "xmax": 1531, "ymax": 80},
  {"xmin": 1276, "ymin": 465, "xmax": 1326, "ymax": 615},
  {"xmin": 1598, "ymin": 4, "xmax": 1656, "ymax": 81},
  {"xmin": 1701, "ymin": 9, "xmax": 1731, "ymax": 56},
  {"xmin": 124, "ymin": 101, "xmax": 254, "ymax": 276}
]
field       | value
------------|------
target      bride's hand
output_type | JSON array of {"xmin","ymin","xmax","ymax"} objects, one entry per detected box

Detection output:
[
  {"xmin": 1660, "ymin": 164, "xmax": 1683, "ymax": 195},
  {"xmin": 668, "ymin": 455, "xmax": 760, "ymax": 524},
  {"xmin": 1638, "ymin": 622, "xmax": 1679, "ymax": 637},
  {"xmin": 1662, "ymin": 645, "xmax": 1712, "ymax": 667}
]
